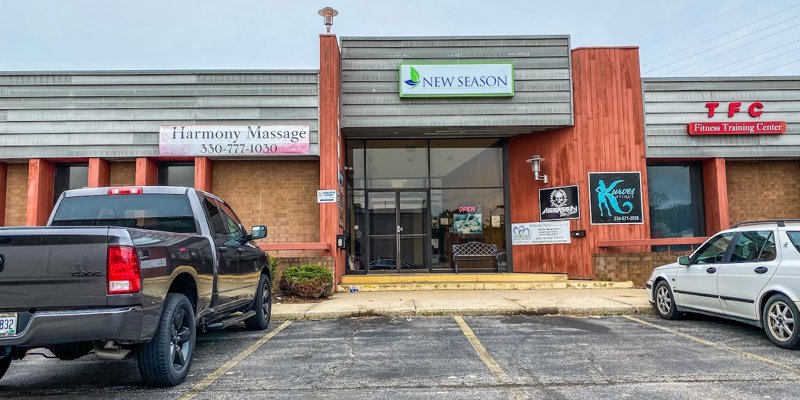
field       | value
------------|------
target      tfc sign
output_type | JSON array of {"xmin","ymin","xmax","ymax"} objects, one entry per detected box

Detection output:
[{"xmin": 688, "ymin": 102, "xmax": 786, "ymax": 135}]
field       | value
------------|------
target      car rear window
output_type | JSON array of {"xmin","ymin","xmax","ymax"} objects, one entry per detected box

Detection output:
[
  {"xmin": 51, "ymin": 194, "xmax": 197, "ymax": 234},
  {"xmin": 787, "ymin": 232, "xmax": 800, "ymax": 254}
]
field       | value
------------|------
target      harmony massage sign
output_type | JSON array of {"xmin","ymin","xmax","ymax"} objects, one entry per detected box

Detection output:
[{"xmin": 159, "ymin": 125, "xmax": 311, "ymax": 156}]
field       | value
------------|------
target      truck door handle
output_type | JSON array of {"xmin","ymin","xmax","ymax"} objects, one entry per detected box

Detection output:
[
  {"xmin": 706, "ymin": 267, "xmax": 717, "ymax": 274},
  {"xmin": 218, "ymin": 246, "xmax": 228, "ymax": 252},
  {"xmin": 754, "ymin": 266, "xmax": 769, "ymax": 274}
]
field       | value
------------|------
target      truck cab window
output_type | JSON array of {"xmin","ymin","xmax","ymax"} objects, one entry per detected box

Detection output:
[{"xmin": 202, "ymin": 198, "xmax": 227, "ymax": 236}]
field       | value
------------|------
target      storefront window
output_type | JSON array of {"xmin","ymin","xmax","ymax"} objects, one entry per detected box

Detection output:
[
  {"xmin": 158, "ymin": 163, "xmax": 195, "ymax": 187},
  {"xmin": 346, "ymin": 139, "xmax": 506, "ymax": 273},
  {"xmin": 364, "ymin": 140, "xmax": 428, "ymax": 189},
  {"xmin": 430, "ymin": 139, "xmax": 502, "ymax": 188},
  {"xmin": 430, "ymin": 188, "xmax": 505, "ymax": 270},
  {"xmin": 647, "ymin": 163, "xmax": 705, "ymax": 240}
]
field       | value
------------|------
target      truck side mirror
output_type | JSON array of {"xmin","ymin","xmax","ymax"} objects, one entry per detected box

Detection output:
[
  {"xmin": 678, "ymin": 255, "xmax": 691, "ymax": 266},
  {"xmin": 250, "ymin": 225, "xmax": 267, "ymax": 240}
]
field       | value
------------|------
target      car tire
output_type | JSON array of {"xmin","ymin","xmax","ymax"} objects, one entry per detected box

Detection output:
[
  {"xmin": 654, "ymin": 280, "xmax": 681, "ymax": 320},
  {"xmin": 137, "ymin": 293, "xmax": 196, "ymax": 387},
  {"xmin": 0, "ymin": 356, "xmax": 10, "ymax": 381},
  {"xmin": 762, "ymin": 294, "xmax": 800, "ymax": 349},
  {"xmin": 245, "ymin": 273, "xmax": 272, "ymax": 331}
]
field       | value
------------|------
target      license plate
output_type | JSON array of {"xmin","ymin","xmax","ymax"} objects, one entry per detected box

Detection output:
[{"xmin": 0, "ymin": 313, "xmax": 17, "ymax": 336}]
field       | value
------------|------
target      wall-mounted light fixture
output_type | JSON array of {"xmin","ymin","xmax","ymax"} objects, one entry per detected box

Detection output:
[
  {"xmin": 526, "ymin": 155, "xmax": 548, "ymax": 184},
  {"xmin": 317, "ymin": 7, "xmax": 339, "ymax": 33}
]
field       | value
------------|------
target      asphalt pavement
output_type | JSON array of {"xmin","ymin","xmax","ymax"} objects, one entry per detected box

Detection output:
[{"xmin": 1, "ymin": 313, "xmax": 799, "ymax": 399}]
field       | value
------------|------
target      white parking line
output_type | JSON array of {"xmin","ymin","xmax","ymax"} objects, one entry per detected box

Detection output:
[
  {"xmin": 624, "ymin": 316, "xmax": 800, "ymax": 375},
  {"xmin": 177, "ymin": 320, "xmax": 292, "ymax": 400}
]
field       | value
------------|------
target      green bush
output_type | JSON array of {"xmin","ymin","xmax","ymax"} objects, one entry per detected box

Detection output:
[{"xmin": 279, "ymin": 264, "xmax": 333, "ymax": 298}]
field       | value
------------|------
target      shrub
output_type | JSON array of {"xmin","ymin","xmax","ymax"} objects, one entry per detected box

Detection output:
[{"xmin": 279, "ymin": 264, "xmax": 333, "ymax": 298}]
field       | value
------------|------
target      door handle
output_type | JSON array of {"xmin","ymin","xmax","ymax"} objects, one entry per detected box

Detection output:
[
  {"xmin": 235, "ymin": 247, "xmax": 244, "ymax": 253},
  {"xmin": 706, "ymin": 267, "xmax": 717, "ymax": 274},
  {"xmin": 218, "ymin": 246, "xmax": 228, "ymax": 252},
  {"xmin": 754, "ymin": 266, "xmax": 769, "ymax": 274}
]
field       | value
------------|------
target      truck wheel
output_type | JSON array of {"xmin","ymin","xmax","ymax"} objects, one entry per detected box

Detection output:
[
  {"xmin": 137, "ymin": 293, "xmax": 196, "ymax": 387},
  {"xmin": 244, "ymin": 274, "xmax": 272, "ymax": 330},
  {"xmin": 0, "ymin": 356, "xmax": 10, "ymax": 381}
]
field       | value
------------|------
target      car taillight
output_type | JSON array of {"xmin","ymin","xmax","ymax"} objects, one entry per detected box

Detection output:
[
  {"xmin": 107, "ymin": 187, "xmax": 143, "ymax": 195},
  {"xmin": 107, "ymin": 246, "xmax": 141, "ymax": 294}
]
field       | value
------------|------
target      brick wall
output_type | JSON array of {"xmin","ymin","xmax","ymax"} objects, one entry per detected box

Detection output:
[
  {"xmin": 109, "ymin": 162, "xmax": 135, "ymax": 186},
  {"xmin": 5, "ymin": 164, "xmax": 28, "ymax": 226},
  {"xmin": 593, "ymin": 251, "xmax": 688, "ymax": 288},
  {"xmin": 212, "ymin": 160, "xmax": 319, "ymax": 245},
  {"xmin": 727, "ymin": 160, "xmax": 800, "ymax": 226}
]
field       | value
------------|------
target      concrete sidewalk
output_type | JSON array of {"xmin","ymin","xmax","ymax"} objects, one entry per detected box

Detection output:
[{"xmin": 272, "ymin": 288, "xmax": 652, "ymax": 320}]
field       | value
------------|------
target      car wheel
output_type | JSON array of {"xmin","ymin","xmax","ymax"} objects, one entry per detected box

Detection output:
[
  {"xmin": 654, "ymin": 280, "xmax": 681, "ymax": 320},
  {"xmin": 0, "ymin": 356, "xmax": 10, "ymax": 381},
  {"xmin": 245, "ymin": 274, "xmax": 272, "ymax": 330},
  {"xmin": 762, "ymin": 294, "xmax": 800, "ymax": 349},
  {"xmin": 137, "ymin": 293, "xmax": 196, "ymax": 387}
]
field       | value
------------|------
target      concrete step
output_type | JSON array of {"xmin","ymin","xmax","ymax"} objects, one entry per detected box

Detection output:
[
  {"xmin": 337, "ymin": 280, "xmax": 633, "ymax": 292},
  {"xmin": 341, "ymin": 273, "xmax": 569, "ymax": 285}
]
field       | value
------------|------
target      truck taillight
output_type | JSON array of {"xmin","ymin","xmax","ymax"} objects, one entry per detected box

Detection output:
[
  {"xmin": 107, "ymin": 246, "xmax": 141, "ymax": 294},
  {"xmin": 107, "ymin": 187, "xmax": 143, "ymax": 195}
]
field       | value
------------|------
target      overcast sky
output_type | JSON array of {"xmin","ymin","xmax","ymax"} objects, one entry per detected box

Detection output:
[{"xmin": 1, "ymin": 0, "xmax": 798, "ymax": 76}]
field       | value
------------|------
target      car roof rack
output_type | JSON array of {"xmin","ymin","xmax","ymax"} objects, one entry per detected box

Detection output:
[{"xmin": 731, "ymin": 220, "xmax": 800, "ymax": 228}]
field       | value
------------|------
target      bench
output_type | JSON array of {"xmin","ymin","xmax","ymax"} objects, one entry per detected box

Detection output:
[{"xmin": 451, "ymin": 241, "xmax": 506, "ymax": 273}]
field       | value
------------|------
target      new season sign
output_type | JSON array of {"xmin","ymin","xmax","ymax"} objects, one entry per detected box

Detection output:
[{"xmin": 399, "ymin": 62, "xmax": 514, "ymax": 98}]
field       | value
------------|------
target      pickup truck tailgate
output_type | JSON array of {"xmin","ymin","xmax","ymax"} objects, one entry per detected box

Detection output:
[{"xmin": 0, "ymin": 227, "xmax": 111, "ymax": 310}]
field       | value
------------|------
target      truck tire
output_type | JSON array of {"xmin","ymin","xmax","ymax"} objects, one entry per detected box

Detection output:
[
  {"xmin": 0, "ymin": 356, "xmax": 10, "ymax": 381},
  {"xmin": 244, "ymin": 273, "xmax": 272, "ymax": 330},
  {"xmin": 137, "ymin": 293, "xmax": 196, "ymax": 387}
]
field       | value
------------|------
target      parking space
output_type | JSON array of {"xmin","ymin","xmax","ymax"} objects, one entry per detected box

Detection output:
[{"xmin": 1, "ymin": 314, "xmax": 799, "ymax": 399}]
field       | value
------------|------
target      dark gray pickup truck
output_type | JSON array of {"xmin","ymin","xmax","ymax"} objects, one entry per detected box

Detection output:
[{"xmin": 0, "ymin": 186, "xmax": 272, "ymax": 386}]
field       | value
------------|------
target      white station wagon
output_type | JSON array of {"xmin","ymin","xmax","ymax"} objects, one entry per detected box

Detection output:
[{"xmin": 647, "ymin": 220, "xmax": 800, "ymax": 349}]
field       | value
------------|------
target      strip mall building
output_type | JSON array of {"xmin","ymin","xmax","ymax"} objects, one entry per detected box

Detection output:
[{"xmin": 0, "ymin": 33, "xmax": 797, "ymax": 285}]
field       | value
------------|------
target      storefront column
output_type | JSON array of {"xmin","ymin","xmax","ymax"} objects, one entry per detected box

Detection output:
[
  {"xmin": 88, "ymin": 158, "xmax": 110, "ymax": 187},
  {"xmin": 0, "ymin": 163, "xmax": 7, "ymax": 226},
  {"xmin": 703, "ymin": 157, "xmax": 730, "ymax": 233},
  {"xmin": 319, "ymin": 33, "xmax": 345, "ymax": 282},
  {"xmin": 26, "ymin": 159, "xmax": 55, "ymax": 226},
  {"xmin": 194, "ymin": 157, "xmax": 213, "ymax": 192},
  {"xmin": 135, "ymin": 157, "xmax": 158, "ymax": 186}
]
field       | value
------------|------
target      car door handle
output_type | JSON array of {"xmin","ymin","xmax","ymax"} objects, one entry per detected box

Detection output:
[
  {"xmin": 754, "ymin": 266, "xmax": 769, "ymax": 274},
  {"xmin": 235, "ymin": 247, "xmax": 244, "ymax": 253},
  {"xmin": 706, "ymin": 267, "xmax": 717, "ymax": 274}
]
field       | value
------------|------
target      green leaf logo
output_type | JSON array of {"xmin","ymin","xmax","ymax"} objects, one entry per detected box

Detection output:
[
  {"xmin": 404, "ymin": 66, "xmax": 420, "ymax": 88},
  {"xmin": 410, "ymin": 67, "xmax": 420, "ymax": 83}
]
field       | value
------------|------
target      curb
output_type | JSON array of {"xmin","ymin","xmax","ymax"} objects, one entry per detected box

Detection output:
[{"xmin": 273, "ymin": 305, "xmax": 654, "ymax": 321}]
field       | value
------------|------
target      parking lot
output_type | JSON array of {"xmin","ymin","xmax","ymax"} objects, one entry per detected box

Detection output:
[{"xmin": 2, "ymin": 314, "xmax": 799, "ymax": 399}]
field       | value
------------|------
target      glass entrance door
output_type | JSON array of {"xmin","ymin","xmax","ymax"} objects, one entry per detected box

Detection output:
[{"xmin": 366, "ymin": 191, "xmax": 429, "ymax": 272}]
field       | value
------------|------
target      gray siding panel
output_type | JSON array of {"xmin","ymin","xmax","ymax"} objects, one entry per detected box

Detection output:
[
  {"xmin": 340, "ymin": 36, "xmax": 573, "ymax": 133},
  {"xmin": 643, "ymin": 77, "xmax": 800, "ymax": 158},
  {"xmin": 0, "ymin": 70, "xmax": 319, "ymax": 159}
]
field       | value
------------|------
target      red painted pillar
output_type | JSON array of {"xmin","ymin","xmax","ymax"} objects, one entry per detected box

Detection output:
[
  {"xmin": 194, "ymin": 157, "xmax": 213, "ymax": 192},
  {"xmin": 703, "ymin": 158, "xmax": 730, "ymax": 232},
  {"xmin": 0, "ymin": 163, "xmax": 7, "ymax": 226},
  {"xmin": 135, "ymin": 158, "xmax": 158, "ymax": 186},
  {"xmin": 26, "ymin": 159, "xmax": 55, "ymax": 226},
  {"xmin": 88, "ymin": 158, "xmax": 110, "ymax": 188},
  {"xmin": 319, "ymin": 33, "xmax": 345, "ymax": 283}
]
